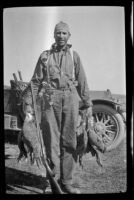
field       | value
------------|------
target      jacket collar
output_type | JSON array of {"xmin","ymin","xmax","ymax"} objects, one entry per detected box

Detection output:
[{"xmin": 50, "ymin": 43, "xmax": 72, "ymax": 52}]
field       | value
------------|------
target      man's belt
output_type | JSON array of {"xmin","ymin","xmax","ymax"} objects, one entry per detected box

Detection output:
[
  {"xmin": 40, "ymin": 80, "xmax": 77, "ymax": 93},
  {"xmin": 55, "ymin": 87, "xmax": 72, "ymax": 91},
  {"xmin": 52, "ymin": 86, "xmax": 76, "ymax": 91}
]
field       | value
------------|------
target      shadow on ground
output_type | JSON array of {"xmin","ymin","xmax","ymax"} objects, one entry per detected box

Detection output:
[
  {"xmin": 5, "ymin": 167, "xmax": 48, "ymax": 194},
  {"xmin": 5, "ymin": 130, "xmax": 19, "ymax": 145}
]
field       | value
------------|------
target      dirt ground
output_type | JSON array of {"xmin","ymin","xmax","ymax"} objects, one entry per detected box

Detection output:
[{"xmin": 4, "ymin": 131, "xmax": 127, "ymax": 194}]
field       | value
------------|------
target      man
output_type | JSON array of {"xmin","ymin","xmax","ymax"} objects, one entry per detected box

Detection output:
[{"xmin": 31, "ymin": 21, "xmax": 93, "ymax": 194}]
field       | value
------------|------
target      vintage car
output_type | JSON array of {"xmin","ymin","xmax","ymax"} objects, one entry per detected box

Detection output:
[{"xmin": 4, "ymin": 74, "xmax": 126, "ymax": 152}]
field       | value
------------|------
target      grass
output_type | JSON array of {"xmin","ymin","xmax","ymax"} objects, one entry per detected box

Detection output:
[{"xmin": 4, "ymin": 132, "xmax": 127, "ymax": 194}]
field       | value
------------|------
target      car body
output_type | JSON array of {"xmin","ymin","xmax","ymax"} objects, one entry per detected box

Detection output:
[{"xmin": 4, "ymin": 81, "xmax": 126, "ymax": 151}]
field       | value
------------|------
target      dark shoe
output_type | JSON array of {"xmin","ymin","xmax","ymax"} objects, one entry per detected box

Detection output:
[{"xmin": 61, "ymin": 184, "xmax": 81, "ymax": 194}]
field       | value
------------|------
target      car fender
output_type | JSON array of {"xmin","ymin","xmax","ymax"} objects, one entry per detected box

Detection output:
[{"xmin": 92, "ymin": 99, "xmax": 126, "ymax": 123}]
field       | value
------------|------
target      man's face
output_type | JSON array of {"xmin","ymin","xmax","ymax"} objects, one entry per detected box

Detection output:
[{"xmin": 54, "ymin": 29, "xmax": 70, "ymax": 47}]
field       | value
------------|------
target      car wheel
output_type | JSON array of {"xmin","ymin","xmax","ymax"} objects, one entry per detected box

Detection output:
[{"xmin": 93, "ymin": 104, "xmax": 125, "ymax": 151}]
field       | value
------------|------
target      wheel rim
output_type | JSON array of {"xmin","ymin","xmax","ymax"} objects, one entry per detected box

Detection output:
[{"xmin": 93, "ymin": 110, "xmax": 119, "ymax": 146}]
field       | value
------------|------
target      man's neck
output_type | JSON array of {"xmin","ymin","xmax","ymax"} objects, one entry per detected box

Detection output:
[
  {"xmin": 57, "ymin": 44, "xmax": 67, "ymax": 51},
  {"xmin": 51, "ymin": 43, "xmax": 72, "ymax": 52}
]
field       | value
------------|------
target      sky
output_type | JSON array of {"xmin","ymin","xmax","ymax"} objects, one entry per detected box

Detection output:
[{"xmin": 3, "ymin": 6, "xmax": 126, "ymax": 94}]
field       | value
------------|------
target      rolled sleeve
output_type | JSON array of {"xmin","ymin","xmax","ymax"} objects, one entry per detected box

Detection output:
[
  {"xmin": 32, "ymin": 50, "xmax": 49, "ymax": 82},
  {"xmin": 31, "ymin": 51, "xmax": 49, "ymax": 92},
  {"xmin": 74, "ymin": 51, "xmax": 93, "ymax": 108},
  {"xmin": 31, "ymin": 57, "xmax": 44, "ymax": 83}
]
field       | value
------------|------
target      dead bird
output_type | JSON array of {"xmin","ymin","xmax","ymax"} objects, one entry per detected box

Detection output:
[
  {"xmin": 76, "ymin": 109, "xmax": 104, "ymax": 170},
  {"xmin": 17, "ymin": 111, "xmax": 42, "ymax": 166}
]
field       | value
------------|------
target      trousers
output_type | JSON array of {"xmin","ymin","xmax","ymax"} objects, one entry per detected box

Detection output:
[{"xmin": 40, "ymin": 87, "xmax": 79, "ymax": 185}]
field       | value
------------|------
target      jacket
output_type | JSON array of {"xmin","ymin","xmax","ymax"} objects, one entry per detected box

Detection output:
[{"xmin": 32, "ymin": 43, "xmax": 92, "ymax": 108}]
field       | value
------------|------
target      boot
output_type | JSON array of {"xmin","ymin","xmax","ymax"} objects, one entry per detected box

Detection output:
[{"xmin": 60, "ymin": 183, "xmax": 80, "ymax": 194}]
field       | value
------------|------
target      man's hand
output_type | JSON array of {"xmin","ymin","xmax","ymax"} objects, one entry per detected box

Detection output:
[{"xmin": 38, "ymin": 91, "xmax": 43, "ymax": 98}]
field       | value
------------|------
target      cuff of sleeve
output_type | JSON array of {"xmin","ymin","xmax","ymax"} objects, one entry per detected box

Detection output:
[{"xmin": 79, "ymin": 100, "xmax": 93, "ymax": 110}]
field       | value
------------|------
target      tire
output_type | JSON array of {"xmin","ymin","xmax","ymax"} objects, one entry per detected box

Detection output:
[{"xmin": 93, "ymin": 104, "xmax": 125, "ymax": 151}]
